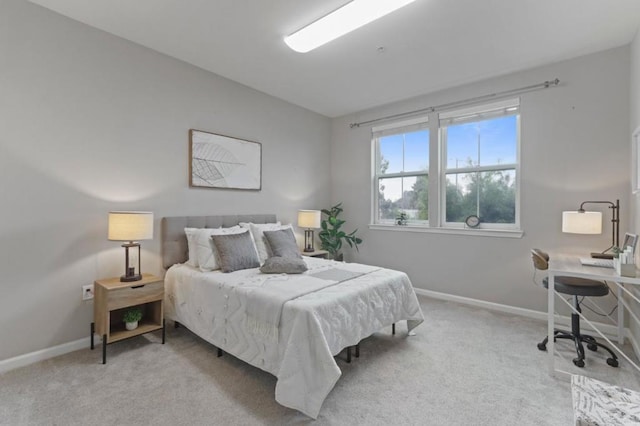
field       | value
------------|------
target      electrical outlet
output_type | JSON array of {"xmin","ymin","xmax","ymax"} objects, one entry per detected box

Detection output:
[{"xmin": 82, "ymin": 284, "xmax": 94, "ymax": 301}]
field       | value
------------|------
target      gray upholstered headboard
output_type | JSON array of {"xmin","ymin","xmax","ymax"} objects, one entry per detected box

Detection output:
[{"xmin": 161, "ymin": 214, "xmax": 277, "ymax": 269}]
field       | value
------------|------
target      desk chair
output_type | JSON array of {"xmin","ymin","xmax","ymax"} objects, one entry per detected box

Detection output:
[{"xmin": 531, "ymin": 249, "xmax": 618, "ymax": 368}]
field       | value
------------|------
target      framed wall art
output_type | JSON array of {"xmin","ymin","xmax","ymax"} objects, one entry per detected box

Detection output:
[{"xmin": 189, "ymin": 129, "xmax": 262, "ymax": 190}]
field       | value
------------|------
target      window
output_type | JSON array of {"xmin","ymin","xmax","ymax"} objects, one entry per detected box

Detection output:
[
  {"xmin": 373, "ymin": 117, "xmax": 429, "ymax": 225},
  {"xmin": 372, "ymin": 99, "xmax": 520, "ymax": 231},
  {"xmin": 441, "ymin": 100, "xmax": 519, "ymax": 227}
]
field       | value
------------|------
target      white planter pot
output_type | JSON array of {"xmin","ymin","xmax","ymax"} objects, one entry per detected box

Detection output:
[{"xmin": 125, "ymin": 321, "xmax": 138, "ymax": 331}]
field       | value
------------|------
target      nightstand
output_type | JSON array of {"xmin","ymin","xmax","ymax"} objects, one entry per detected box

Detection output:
[
  {"xmin": 91, "ymin": 273, "xmax": 165, "ymax": 364},
  {"xmin": 301, "ymin": 249, "xmax": 329, "ymax": 259}
]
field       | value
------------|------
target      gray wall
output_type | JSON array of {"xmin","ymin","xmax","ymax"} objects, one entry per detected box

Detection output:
[
  {"xmin": 331, "ymin": 47, "xmax": 630, "ymax": 314},
  {"xmin": 0, "ymin": 0, "xmax": 331, "ymax": 361}
]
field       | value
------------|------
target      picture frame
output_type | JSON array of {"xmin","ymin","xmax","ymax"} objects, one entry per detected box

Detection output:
[
  {"xmin": 622, "ymin": 232, "xmax": 638, "ymax": 254},
  {"xmin": 189, "ymin": 129, "xmax": 262, "ymax": 190},
  {"xmin": 633, "ymin": 126, "xmax": 640, "ymax": 194}
]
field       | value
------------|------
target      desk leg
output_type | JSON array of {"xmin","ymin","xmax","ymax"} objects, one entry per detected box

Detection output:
[
  {"xmin": 618, "ymin": 283, "xmax": 625, "ymax": 345},
  {"xmin": 548, "ymin": 272, "xmax": 556, "ymax": 376}
]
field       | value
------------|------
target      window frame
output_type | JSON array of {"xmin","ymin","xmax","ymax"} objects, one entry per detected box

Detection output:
[
  {"xmin": 372, "ymin": 116, "xmax": 430, "ymax": 226},
  {"xmin": 370, "ymin": 98, "xmax": 522, "ymax": 233},
  {"xmin": 439, "ymin": 100, "xmax": 521, "ymax": 230}
]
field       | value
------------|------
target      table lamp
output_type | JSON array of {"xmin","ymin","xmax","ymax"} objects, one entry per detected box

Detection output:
[
  {"xmin": 108, "ymin": 211, "xmax": 154, "ymax": 282},
  {"xmin": 562, "ymin": 199, "xmax": 619, "ymax": 259},
  {"xmin": 298, "ymin": 210, "xmax": 321, "ymax": 252}
]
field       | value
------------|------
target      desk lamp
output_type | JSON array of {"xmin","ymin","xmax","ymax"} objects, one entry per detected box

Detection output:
[
  {"xmin": 298, "ymin": 210, "xmax": 321, "ymax": 252},
  {"xmin": 108, "ymin": 211, "xmax": 154, "ymax": 282},
  {"xmin": 562, "ymin": 199, "xmax": 619, "ymax": 259}
]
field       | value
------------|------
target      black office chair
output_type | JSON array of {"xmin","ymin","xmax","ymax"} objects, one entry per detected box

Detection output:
[{"xmin": 531, "ymin": 249, "xmax": 619, "ymax": 368}]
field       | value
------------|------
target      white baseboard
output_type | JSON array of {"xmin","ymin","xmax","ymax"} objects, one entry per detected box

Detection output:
[
  {"xmin": 0, "ymin": 337, "xmax": 90, "ymax": 375},
  {"xmin": 413, "ymin": 288, "xmax": 626, "ymax": 342},
  {"xmin": 2, "ymin": 289, "xmax": 638, "ymax": 375}
]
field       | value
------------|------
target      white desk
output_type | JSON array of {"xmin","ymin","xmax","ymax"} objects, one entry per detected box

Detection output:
[{"xmin": 547, "ymin": 255, "xmax": 640, "ymax": 376}]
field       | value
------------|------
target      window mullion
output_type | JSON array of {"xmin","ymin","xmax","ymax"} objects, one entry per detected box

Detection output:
[
  {"xmin": 445, "ymin": 163, "xmax": 517, "ymax": 174},
  {"xmin": 429, "ymin": 114, "xmax": 441, "ymax": 227},
  {"xmin": 378, "ymin": 171, "xmax": 428, "ymax": 179}
]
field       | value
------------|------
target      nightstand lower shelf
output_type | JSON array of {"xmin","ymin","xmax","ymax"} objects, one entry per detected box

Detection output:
[{"xmin": 108, "ymin": 321, "xmax": 164, "ymax": 343}]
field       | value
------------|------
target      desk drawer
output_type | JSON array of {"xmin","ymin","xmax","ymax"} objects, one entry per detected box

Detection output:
[{"xmin": 107, "ymin": 281, "xmax": 163, "ymax": 310}]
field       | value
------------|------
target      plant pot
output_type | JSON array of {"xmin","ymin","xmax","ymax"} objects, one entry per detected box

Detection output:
[{"xmin": 125, "ymin": 321, "xmax": 138, "ymax": 331}]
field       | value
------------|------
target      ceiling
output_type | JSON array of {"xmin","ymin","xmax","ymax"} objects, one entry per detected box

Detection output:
[{"xmin": 29, "ymin": 0, "xmax": 640, "ymax": 118}]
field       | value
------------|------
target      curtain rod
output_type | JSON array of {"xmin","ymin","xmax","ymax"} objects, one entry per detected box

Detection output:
[{"xmin": 349, "ymin": 78, "xmax": 560, "ymax": 129}]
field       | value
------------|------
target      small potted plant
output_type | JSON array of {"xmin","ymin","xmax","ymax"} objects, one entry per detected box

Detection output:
[
  {"xmin": 396, "ymin": 212, "xmax": 408, "ymax": 226},
  {"xmin": 123, "ymin": 307, "xmax": 143, "ymax": 331}
]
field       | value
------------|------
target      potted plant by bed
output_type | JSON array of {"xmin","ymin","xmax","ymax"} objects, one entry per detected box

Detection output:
[
  {"xmin": 123, "ymin": 307, "xmax": 143, "ymax": 331},
  {"xmin": 318, "ymin": 203, "xmax": 363, "ymax": 261}
]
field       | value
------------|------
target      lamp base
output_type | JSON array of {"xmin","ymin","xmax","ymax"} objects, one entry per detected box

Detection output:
[
  {"xmin": 591, "ymin": 252, "xmax": 614, "ymax": 259},
  {"xmin": 304, "ymin": 229, "xmax": 315, "ymax": 253},
  {"xmin": 120, "ymin": 274, "xmax": 142, "ymax": 282}
]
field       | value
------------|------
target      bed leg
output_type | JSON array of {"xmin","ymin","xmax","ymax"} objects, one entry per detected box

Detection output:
[
  {"xmin": 347, "ymin": 347, "xmax": 352, "ymax": 363},
  {"xmin": 174, "ymin": 321, "xmax": 180, "ymax": 329},
  {"xmin": 90, "ymin": 322, "xmax": 95, "ymax": 350},
  {"xmin": 217, "ymin": 348, "xmax": 223, "ymax": 357},
  {"xmin": 355, "ymin": 343, "xmax": 360, "ymax": 358},
  {"xmin": 392, "ymin": 323, "xmax": 396, "ymax": 335}
]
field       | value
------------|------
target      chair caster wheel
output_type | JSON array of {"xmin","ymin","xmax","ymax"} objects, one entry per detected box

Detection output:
[
  {"xmin": 537, "ymin": 342, "xmax": 547, "ymax": 351},
  {"xmin": 587, "ymin": 343, "xmax": 597, "ymax": 351},
  {"xmin": 573, "ymin": 358, "xmax": 585, "ymax": 368},
  {"xmin": 607, "ymin": 358, "xmax": 619, "ymax": 368}
]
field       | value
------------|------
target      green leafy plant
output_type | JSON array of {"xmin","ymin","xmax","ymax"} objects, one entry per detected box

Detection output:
[
  {"xmin": 123, "ymin": 307, "xmax": 143, "ymax": 323},
  {"xmin": 319, "ymin": 203, "xmax": 363, "ymax": 261},
  {"xmin": 396, "ymin": 212, "xmax": 408, "ymax": 226}
]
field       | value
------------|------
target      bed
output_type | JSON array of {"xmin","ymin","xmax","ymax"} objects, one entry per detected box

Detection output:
[{"xmin": 161, "ymin": 214, "xmax": 424, "ymax": 418}]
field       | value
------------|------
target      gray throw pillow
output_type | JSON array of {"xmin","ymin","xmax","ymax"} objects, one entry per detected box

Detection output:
[
  {"xmin": 260, "ymin": 256, "xmax": 308, "ymax": 274},
  {"xmin": 210, "ymin": 230, "xmax": 260, "ymax": 273},
  {"xmin": 263, "ymin": 228, "xmax": 302, "ymax": 259}
]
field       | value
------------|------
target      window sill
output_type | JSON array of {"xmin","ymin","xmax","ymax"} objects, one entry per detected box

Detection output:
[{"xmin": 368, "ymin": 224, "xmax": 524, "ymax": 239}]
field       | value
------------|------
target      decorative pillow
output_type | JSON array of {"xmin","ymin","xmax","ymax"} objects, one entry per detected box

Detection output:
[
  {"xmin": 263, "ymin": 228, "xmax": 302, "ymax": 259},
  {"xmin": 184, "ymin": 227, "xmax": 199, "ymax": 267},
  {"xmin": 243, "ymin": 222, "xmax": 292, "ymax": 264},
  {"xmin": 260, "ymin": 256, "xmax": 308, "ymax": 274},
  {"xmin": 211, "ymin": 230, "xmax": 261, "ymax": 273},
  {"xmin": 194, "ymin": 226, "xmax": 245, "ymax": 271}
]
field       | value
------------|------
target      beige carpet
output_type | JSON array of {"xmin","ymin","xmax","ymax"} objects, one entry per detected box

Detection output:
[{"xmin": 2, "ymin": 296, "xmax": 639, "ymax": 425}]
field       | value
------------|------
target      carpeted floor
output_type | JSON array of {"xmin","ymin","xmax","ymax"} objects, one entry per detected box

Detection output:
[{"xmin": 2, "ymin": 296, "xmax": 639, "ymax": 425}]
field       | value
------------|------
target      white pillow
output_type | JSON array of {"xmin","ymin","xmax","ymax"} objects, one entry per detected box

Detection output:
[
  {"xmin": 197, "ymin": 226, "xmax": 254, "ymax": 271},
  {"xmin": 194, "ymin": 227, "xmax": 223, "ymax": 271},
  {"xmin": 184, "ymin": 228, "xmax": 199, "ymax": 267},
  {"xmin": 243, "ymin": 222, "xmax": 293, "ymax": 264}
]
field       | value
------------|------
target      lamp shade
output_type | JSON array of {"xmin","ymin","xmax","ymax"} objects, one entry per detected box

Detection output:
[
  {"xmin": 108, "ymin": 211, "xmax": 154, "ymax": 241},
  {"xmin": 298, "ymin": 210, "xmax": 321, "ymax": 229},
  {"xmin": 562, "ymin": 211, "xmax": 602, "ymax": 234}
]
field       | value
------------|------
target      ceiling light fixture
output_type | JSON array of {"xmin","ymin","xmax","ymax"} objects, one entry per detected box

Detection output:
[{"xmin": 284, "ymin": 0, "xmax": 416, "ymax": 53}]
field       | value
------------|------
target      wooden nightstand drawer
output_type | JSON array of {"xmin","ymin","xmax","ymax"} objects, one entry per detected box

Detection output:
[{"xmin": 107, "ymin": 281, "xmax": 163, "ymax": 310}]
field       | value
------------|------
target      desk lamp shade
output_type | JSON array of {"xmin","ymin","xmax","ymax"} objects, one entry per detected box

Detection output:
[
  {"xmin": 298, "ymin": 210, "xmax": 321, "ymax": 252},
  {"xmin": 562, "ymin": 211, "xmax": 602, "ymax": 234},
  {"xmin": 108, "ymin": 211, "xmax": 154, "ymax": 282}
]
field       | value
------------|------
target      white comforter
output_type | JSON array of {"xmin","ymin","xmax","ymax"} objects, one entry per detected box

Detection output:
[{"xmin": 164, "ymin": 257, "xmax": 424, "ymax": 418}]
